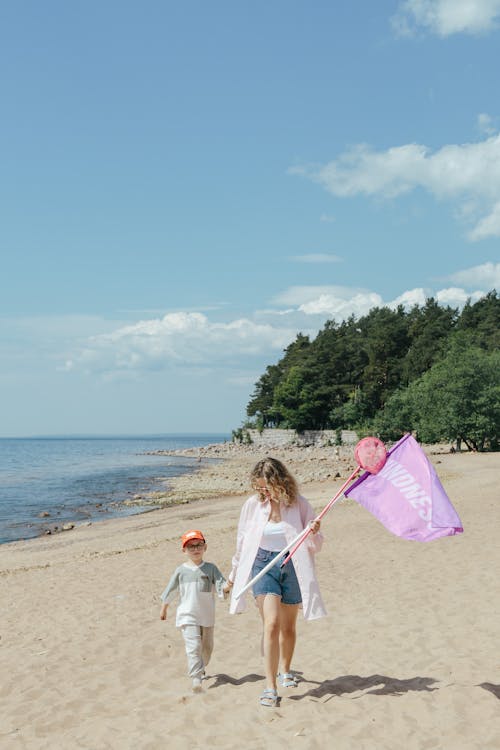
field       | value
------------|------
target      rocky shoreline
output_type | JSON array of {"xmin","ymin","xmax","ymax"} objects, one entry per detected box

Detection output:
[{"xmin": 131, "ymin": 441, "xmax": 358, "ymax": 506}]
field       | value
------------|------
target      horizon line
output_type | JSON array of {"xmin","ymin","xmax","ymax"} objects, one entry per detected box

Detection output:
[{"xmin": 0, "ymin": 431, "xmax": 232, "ymax": 440}]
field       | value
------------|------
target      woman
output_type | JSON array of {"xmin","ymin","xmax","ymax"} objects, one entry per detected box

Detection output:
[{"xmin": 226, "ymin": 457, "xmax": 326, "ymax": 707}]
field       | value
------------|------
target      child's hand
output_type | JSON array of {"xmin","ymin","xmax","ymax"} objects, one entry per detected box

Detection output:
[
  {"xmin": 222, "ymin": 581, "xmax": 233, "ymax": 598},
  {"xmin": 160, "ymin": 603, "xmax": 168, "ymax": 620}
]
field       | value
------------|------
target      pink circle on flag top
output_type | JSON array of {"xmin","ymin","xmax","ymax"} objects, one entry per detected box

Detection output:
[{"xmin": 355, "ymin": 436, "xmax": 387, "ymax": 474}]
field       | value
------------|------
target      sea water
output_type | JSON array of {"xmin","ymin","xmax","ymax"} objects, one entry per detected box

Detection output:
[{"xmin": 0, "ymin": 434, "xmax": 229, "ymax": 544}]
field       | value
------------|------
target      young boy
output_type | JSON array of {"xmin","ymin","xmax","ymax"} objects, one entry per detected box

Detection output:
[{"xmin": 160, "ymin": 529, "xmax": 229, "ymax": 693}]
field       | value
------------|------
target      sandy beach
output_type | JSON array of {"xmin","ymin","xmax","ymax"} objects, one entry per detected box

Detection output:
[{"xmin": 1, "ymin": 444, "xmax": 499, "ymax": 750}]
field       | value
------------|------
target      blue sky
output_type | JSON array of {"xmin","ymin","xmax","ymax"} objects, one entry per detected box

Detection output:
[{"xmin": 1, "ymin": 0, "xmax": 500, "ymax": 436}]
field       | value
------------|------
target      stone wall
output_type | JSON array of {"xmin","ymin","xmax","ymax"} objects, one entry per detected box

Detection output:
[{"xmin": 245, "ymin": 428, "xmax": 358, "ymax": 447}]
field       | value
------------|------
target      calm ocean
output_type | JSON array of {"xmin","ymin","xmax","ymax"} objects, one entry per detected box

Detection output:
[{"xmin": 0, "ymin": 434, "xmax": 229, "ymax": 545}]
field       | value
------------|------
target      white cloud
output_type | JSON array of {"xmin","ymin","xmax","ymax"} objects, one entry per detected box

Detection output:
[
  {"xmin": 320, "ymin": 213, "xmax": 335, "ymax": 223},
  {"xmin": 392, "ymin": 0, "xmax": 500, "ymax": 37},
  {"xmin": 477, "ymin": 113, "xmax": 497, "ymax": 136},
  {"xmin": 294, "ymin": 134, "xmax": 500, "ymax": 240},
  {"xmin": 66, "ymin": 311, "xmax": 298, "ymax": 375},
  {"xmin": 299, "ymin": 292, "xmax": 384, "ymax": 318},
  {"xmin": 272, "ymin": 285, "xmax": 368, "ymax": 307},
  {"xmin": 255, "ymin": 307, "xmax": 298, "ymax": 317},
  {"xmin": 448, "ymin": 261, "xmax": 500, "ymax": 288},
  {"xmin": 386, "ymin": 286, "xmax": 487, "ymax": 310},
  {"xmin": 270, "ymin": 270, "xmax": 495, "ymax": 324},
  {"xmin": 435, "ymin": 287, "xmax": 486, "ymax": 306},
  {"xmin": 290, "ymin": 253, "xmax": 342, "ymax": 263},
  {"xmin": 387, "ymin": 286, "xmax": 486, "ymax": 310},
  {"xmin": 468, "ymin": 201, "xmax": 500, "ymax": 240},
  {"xmin": 293, "ymin": 286, "xmax": 468, "ymax": 318},
  {"xmin": 389, "ymin": 288, "xmax": 428, "ymax": 308}
]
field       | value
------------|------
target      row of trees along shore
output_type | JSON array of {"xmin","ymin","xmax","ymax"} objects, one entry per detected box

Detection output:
[{"xmin": 243, "ymin": 291, "xmax": 500, "ymax": 452}]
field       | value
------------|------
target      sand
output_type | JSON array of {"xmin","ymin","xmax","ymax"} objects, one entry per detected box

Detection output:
[{"xmin": 1, "ymin": 446, "xmax": 499, "ymax": 750}]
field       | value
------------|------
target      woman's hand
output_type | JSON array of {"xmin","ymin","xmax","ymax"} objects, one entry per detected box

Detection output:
[{"xmin": 309, "ymin": 519, "xmax": 321, "ymax": 534}]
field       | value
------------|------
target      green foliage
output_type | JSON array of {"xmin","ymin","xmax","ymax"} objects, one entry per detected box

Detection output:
[
  {"xmin": 374, "ymin": 337, "xmax": 500, "ymax": 450},
  {"xmin": 273, "ymin": 365, "xmax": 332, "ymax": 432},
  {"xmin": 371, "ymin": 387, "xmax": 416, "ymax": 442},
  {"xmin": 402, "ymin": 298, "xmax": 458, "ymax": 384},
  {"xmin": 246, "ymin": 333, "xmax": 311, "ymax": 427},
  {"xmin": 231, "ymin": 427, "xmax": 253, "ymax": 444},
  {"xmin": 410, "ymin": 340, "xmax": 500, "ymax": 450},
  {"xmin": 357, "ymin": 305, "xmax": 411, "ymax": 411},
  {"xmin": 456, "ymin": 290, "xmax": 500, "ymax": 350},
  {"xmin": 243, "ymin": 291, "xmax": 500, "ymax": 447}
]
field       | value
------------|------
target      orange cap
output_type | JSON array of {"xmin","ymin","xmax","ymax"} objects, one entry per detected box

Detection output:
[{"xmin": 181, "ymin": 529, "xmax": 205, "ymax": 548}]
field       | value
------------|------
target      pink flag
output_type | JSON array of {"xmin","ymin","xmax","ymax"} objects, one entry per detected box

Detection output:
[{"xmin": 344, "ymin": 433, "xmax": 463, "ymax": 541}]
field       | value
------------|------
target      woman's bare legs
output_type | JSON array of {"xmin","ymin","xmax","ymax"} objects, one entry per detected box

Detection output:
[
  {"xmin": 279, "ymin": 602, "xmax": 299, "ymax": 674},
  {"xmin": 256, "ymin": 595, "xmax": 300, "ymax": 689},
  {"xmin": 256, "ymin": 594, "xmax": 280, "ymax": 690}
]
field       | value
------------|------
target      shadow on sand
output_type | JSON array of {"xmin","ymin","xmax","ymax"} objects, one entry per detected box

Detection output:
[
  {"xmin": 208, "ymin": 672, "xmax": 265, "ymax": 689},
  {"xmin": 288, "ymin": 674, "xmax": 439, "ymax": 702},
  {"xmin": 478, "ymin": 682, "xmax": 500, "ymax": 700},
  {"xmin": 206, "ymin": 673, "xmax": 498, "ymax": 702}
]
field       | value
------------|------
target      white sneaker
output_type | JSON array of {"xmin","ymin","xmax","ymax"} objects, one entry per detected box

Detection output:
[{"xmin": 192, "ymin": 677, "xmax": 203, "ymax": 693}]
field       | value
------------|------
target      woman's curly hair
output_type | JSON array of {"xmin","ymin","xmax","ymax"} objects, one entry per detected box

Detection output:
[{"xmin": 250, "ymin": 456, "xmax": 298, "ymax": 506}]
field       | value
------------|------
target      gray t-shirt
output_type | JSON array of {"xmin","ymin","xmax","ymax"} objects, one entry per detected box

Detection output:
[{"xmin": 161, "ymin": 561, "xmax": 226, "ymax": 627}]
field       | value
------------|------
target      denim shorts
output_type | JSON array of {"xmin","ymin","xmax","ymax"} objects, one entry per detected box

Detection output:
[{"xmin": 251, "ymin": 547, "xmax": 302, "ymax": 605}]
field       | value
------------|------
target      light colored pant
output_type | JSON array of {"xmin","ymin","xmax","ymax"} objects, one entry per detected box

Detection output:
[{"xmin": 181, "ymin": 625, "xmax": 214, "ymax": 679}]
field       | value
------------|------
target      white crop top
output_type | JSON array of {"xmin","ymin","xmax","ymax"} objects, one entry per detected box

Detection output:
[{"xmin": 260, "ymin": 521, "xmax": 287, "ymax": 552}]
